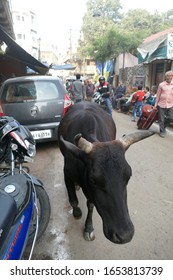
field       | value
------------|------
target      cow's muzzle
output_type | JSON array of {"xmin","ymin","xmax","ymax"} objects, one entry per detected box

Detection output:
[{"xmin": 105, "ymin": 224, "xmax": 135, "ymax": 244}]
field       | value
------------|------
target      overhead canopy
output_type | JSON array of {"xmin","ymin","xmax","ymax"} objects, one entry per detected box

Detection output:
[
  {"xmin": 138, "ymin": 28, "xmax": 173, "ymax": 64},
  {"xmin": 0, "ymin": 25, "xmax": 48, "ymax": 74},
  {"xmin": 138, "ymin": 37, "xmax": 166, "ymax": 60},
  {"xmin": 50, "ymin": 64, "xmax": 76, "ymax": 70},
  {"xmin": 66, "ymin": 75, "xmax": 87, "ymax": 81},
  {"xmin": 138, "ymin": 35, "xmax": 167, "ymax": 64}
]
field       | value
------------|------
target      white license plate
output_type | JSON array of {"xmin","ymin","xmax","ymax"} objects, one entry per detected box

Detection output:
[{"xmin": 31, "ymin": 129, "xmax": 52, "ymax": 140}]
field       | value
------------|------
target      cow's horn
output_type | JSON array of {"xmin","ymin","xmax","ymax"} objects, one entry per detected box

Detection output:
[
  {"xmin": 119, "ymin": 130, "xmax": 155, "ymax": 150},
  {"xmin": 74, "ymin": 134, "xmax": 93, "ymax": 154}
]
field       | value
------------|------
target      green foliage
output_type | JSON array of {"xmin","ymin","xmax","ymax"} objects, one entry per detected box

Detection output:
[
  {"xmin": 120, "ymin": 9, "xmax": 173, "ymax": 36},
  {"xmin": 77, "ymin": 0, "xmax": 173, "ymax": 63},
  {"xmin": 86, "ymin": 0, "xmax": 122, "ymax": 23}
]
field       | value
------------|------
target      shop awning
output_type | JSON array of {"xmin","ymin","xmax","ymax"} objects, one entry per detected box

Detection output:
[
  {"xmin": 137, "ymin": 28, "xmax": 173, "ymax": 64},
  {"xmin": 0, "ymin": 25, "xmax": 48, "ymax": 74},
  {"xmin": 50, "ymin": 64, "xmax": 76, "ymax": 70},
  {"xmin": 137, "ymin": 35, "xmax": 167, "ymax": 63}
]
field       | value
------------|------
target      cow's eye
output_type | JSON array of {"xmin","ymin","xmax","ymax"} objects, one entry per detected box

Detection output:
[
  {"xmin": 90, "ymin": 177, "xmax": 98, "ymax": 186},
  {"xmin": 91, "ymin": 176, "xmax": 105, "ymax": 190}
]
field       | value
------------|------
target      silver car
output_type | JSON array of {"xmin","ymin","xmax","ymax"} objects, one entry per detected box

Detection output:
[{"xmin": 0, "ymin": 75, "xmax": 72, "ymax": 142}]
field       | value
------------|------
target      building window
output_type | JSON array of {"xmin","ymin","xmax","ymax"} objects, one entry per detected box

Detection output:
[
  {"xmin": 17, "ymin": 34, "xmax": 25, "ymax": 40},
  {"xmin": 17, "ymin": 34, "xmax": 22, "ymax": 39},
  {"xmin": 31, "ymin": 15, "xmax": 35, "ymax": 24},
  {"xmin": 16, "ymin": 15, "xmax": 25, "ymax": 21}
]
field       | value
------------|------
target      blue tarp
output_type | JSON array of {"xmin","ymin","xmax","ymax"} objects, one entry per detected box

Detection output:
[
  {"xmin": 50, "ymin": 64, "xmax": 76, "ymax": 70},
  {"xmin": 95, "ymin": 60, "xmax": 114, "ymax": 82},
  {"xmin": 96, "ymin": 60, "xmax": 114, "ymax": 75}
]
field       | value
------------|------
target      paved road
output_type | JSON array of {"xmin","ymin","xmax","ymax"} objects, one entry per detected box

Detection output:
[{"xmin": 24, "ymin": 110, "xmax": 173, "ymax": 260}]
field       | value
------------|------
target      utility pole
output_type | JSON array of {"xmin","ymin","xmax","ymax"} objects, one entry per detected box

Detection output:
[
  {"xmin": 93, "ymin": 12, "xmax": 105, "ymax": 76},
  {"xmin": 38, "ymin": 37, "xmax": 41, "ymax": 61},
  {"xmin": 69, "ymin": 29, "xmax": 72, "ymax": 63}
]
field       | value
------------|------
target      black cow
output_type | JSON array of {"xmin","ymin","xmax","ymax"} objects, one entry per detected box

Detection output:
[{"xmin": 58, "ymin": 101, "xmax": 154, "ymax": 244}]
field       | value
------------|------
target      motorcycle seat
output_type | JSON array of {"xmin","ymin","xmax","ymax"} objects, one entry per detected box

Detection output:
[{"xmin": 0, "ymin": 190, "xmax": 17, "ymax": 249}]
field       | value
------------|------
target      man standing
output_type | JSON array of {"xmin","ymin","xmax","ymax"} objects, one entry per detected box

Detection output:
[
  {"xmin": 85, "ymin": 79, "xmax": 95, "ymax": 101},
  {"xmin": 154, "ymin": 70, "xmax": 173, "ymax": 138},
  {"xmin": 71, "ymin": 73, "xmax": 85, "ymax": 103}
]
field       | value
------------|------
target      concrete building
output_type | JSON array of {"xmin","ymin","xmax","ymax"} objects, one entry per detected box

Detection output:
[
  {"xmin": 11, "ymin": 1, "xmax": 39, "ymax": 59},
  {"xmin": 0, "ymin": 0, "xmax": 14, "ymax": 38},
  {"xmin": 40, "ymin": 40, "xmax": 59, "ymax": 66},
  {"xmin": 114, "ymin": 52, "xmax": 138, "ymax": 87},
  {"xmin": 11, "ymin": 0, "xmax": 60, "ymax": 65},
  {"xmin": 0, "ymin": 0, "xmax": 48, "ymax": 81},
  {"xmin": 138, "ymin": 27, "xmax": 173, "ymax": 88}
]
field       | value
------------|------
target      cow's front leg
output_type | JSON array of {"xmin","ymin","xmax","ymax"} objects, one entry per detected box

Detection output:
[
  {"xmin": 83, "ymin": 200, "xmax": 95, "ymax": 241},
  {"xmin": 64, "ymin": 169, "xmax": 82, "ymax": 219}
]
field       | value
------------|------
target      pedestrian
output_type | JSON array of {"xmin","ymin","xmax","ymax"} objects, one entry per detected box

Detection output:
[
  {"xmin": 115, "ymin": 81, "xmax": 126, "ymax": 98},
  {"xmin": 116, "ymin": 90, "xmax": 138, "ymax": 114},
  {"xmin": 112, "ymin": 81, "xmax": 126, "ymax": 109},
  {"xmin": 85, "ymin": 79, "xmax": 95, "ymax": 102},
  {"xmin": 146, "ymin": 87, "xmax": 157, "ymax": 106},
  {"xmin": 116, "ymin": 92, "xmax": 131, "ymax": 113},
  {"xmin": 154, "ymin": 70, "xmax": 173, "ymax": 138},
  {"xmin": 95, "ymin": 76, "xmax": 112, "ymax": 116},
  {"xmin": 131, "ymin": 85, "xmax": 145, "ymax": 121},
  {"xmin": 143, "ymin": 86, "xmax": 151, "ymax": 103},
  {"xmin": 71, "ymin": 73, "xmax": 85, "ymax": 103}
]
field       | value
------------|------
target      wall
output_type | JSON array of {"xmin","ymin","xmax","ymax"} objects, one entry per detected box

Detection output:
[
  {"xmin": 115, "ymin": 53, "xmax": 138, "ymax": 75},
  {"xmin": 119, "ymin": 64, "xmax": 146, "ymax": 88}
]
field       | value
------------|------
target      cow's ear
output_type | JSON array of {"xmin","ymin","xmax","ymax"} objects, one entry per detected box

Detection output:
[{"xmin": 60, "ymin": 135, "xmax": 85, "ymax": 159}]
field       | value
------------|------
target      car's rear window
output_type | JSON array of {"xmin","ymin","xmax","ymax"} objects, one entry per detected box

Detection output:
[{"xmin": 2, "ymin": 80, "xmax": 61, "ymax": 103}]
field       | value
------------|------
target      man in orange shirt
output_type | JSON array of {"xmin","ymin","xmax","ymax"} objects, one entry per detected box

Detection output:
[{"xmin": 154, "ymin": 71, "xmax": 173, "ymax": 138}]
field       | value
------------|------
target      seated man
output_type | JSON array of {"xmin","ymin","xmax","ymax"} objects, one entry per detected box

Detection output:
[
  {"xmin": 116, "ymin": 92, "xmax": 136, "ymax": 113},
  {"xmin": 112, "ymin": 81, "xmax": 126, "ymax": 109},
  {"xmin": 146, "ymin": 88, "xmax": 156, "ymax": 106}
]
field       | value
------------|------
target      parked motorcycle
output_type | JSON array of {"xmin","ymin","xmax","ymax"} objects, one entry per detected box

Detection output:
[
  {"xmin": 0, "ymin": 116, "xmax": 51, "ymax": 260},
  {"xmin": 93, "ymin": 92, "xmax": 107, "ymax": 111}
]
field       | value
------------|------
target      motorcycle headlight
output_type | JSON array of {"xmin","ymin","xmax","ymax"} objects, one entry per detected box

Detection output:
[{"xmin": 24, "ymin": 140, "xmax": 36, "ymax": 157}]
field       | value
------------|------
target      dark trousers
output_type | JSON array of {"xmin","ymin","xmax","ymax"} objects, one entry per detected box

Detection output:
[
  {"xmin": 158, "ymin": 106, "xmax": 173, "ymax": 132},
  {"xmin": 112, "ymin": 96, "xmax": 117, "ymax": 109},
  {"xmin": 121, "ymin": 101, "xmax": 131, "ymax": 112},
  {"xmin": 74, "ymin": 99, "xmax": 82, "ymax": 103}
]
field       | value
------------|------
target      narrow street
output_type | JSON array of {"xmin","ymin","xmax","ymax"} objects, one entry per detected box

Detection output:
[{"xmin": 24, "ymin": 110, "xmax": 173, "ymax": 260}]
